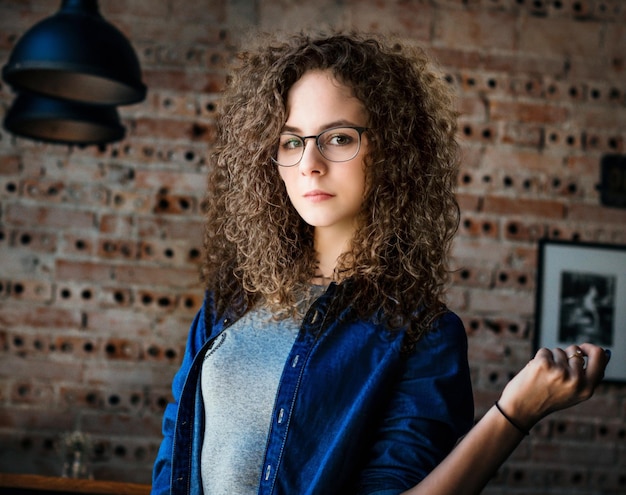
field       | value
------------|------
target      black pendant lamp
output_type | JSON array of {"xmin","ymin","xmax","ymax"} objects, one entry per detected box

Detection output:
[
  {"xmin": 4, "ymin": 92, "xmax": 125, "ymax": 146},
  {"xmin": 1, "ymin": 0, "xmax": 146, "ymax": 145}
]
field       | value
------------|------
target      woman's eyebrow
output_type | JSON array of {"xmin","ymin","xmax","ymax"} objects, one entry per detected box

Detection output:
[{"xmin": 280, "ymin": 120, "xmax": 362, "ymax": 134}]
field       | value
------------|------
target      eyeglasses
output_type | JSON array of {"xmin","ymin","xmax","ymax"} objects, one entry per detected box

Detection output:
[{"xmin": 272, "ymin": 126, "xmax": 368, "ymax": 167}]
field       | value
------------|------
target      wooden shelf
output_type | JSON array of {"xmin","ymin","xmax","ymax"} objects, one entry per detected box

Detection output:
[{"xmin": 0, "ymin": 474, "xmax": 151, "ymax": 495}]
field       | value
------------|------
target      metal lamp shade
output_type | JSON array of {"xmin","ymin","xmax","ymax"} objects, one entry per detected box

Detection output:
[
  {"xmin": 2, "ymin": 0, "xmax": 146, "ymax": 106},
  {"xmin": 3, "ymin": 92, "xmax": 125, "ymax": 145}
]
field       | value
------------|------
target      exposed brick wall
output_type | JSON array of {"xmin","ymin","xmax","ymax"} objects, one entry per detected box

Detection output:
[{"xmin": 0, "ymin": 0, "xmax": 624, "ymax": 491}]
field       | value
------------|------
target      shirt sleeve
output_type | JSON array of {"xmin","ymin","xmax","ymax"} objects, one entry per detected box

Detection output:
[
  {"xmin": 151, "ymin": 306, "xmax": 207, "ymax": 495},
  {"xmin": 356, "ymin": 311, "xmax": 474, "ymax": 495}
]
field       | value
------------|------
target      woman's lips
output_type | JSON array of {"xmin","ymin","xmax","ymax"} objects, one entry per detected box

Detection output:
[{"xmin": 304, "ymin": 190, "xmax": 334, "ymax": 202}]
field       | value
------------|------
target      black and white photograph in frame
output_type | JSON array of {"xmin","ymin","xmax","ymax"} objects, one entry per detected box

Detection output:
[{"xmin": 535, "ymin": 239, "xmax": 626, "ymax": 382}]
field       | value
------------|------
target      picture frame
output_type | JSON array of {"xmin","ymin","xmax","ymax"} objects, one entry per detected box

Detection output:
[{"xmin": 535, "ymin": 238, "xmax": 626, "ymax": 382}]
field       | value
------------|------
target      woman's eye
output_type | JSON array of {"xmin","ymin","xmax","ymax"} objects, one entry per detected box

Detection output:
[
  {"xmin": 280, "ymin": 136, "xmax": 303, "ymax": 150},
  {"xmin": 327, "ymin": 134, "xmax": 352, "ymax": 146},
  {"xmin": 324, "ymin": 133, "xmax": 354, "ymax": 146}
]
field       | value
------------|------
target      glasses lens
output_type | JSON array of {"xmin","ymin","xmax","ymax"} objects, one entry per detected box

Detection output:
[
  {"xmin": 318, "ymin": 127, "xmax": 361, "ymax": 162},
  {"xmin": 275, "ymin": 133, "xmax": 304, "ymax": 167}
]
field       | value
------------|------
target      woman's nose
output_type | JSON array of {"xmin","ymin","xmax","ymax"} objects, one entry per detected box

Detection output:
[{"xmin": 299, "ymin": 140, "xmax": 327, "ymax": 175}]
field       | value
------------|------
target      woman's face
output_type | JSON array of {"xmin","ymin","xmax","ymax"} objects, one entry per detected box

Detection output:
[{"xmin": 277, "ymin": 70, "xmax": 368, "ymax": 246}]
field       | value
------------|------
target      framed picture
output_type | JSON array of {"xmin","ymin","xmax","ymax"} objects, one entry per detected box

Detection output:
[{"xmin": 535, "ymin": 239, "xmax": 626, "ymax": 382}]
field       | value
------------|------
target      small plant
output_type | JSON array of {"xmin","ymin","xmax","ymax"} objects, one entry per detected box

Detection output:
[{"xmin": 60, "ymin": 431, "xmax": 93, "ymax": 479}]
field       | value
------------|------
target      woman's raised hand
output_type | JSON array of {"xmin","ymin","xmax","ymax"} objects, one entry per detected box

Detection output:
[{"xmin": 496, "ymin": 343, "xmax": 611, "ymax": 432}]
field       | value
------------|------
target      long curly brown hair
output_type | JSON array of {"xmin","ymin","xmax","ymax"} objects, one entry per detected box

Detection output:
[{"xmin": 201, "ymin": 31, "xmax": 460, "ymax": 347}]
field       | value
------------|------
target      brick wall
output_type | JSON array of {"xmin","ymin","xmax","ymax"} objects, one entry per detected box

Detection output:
[{"xmin": 0, "ymin": 0, "xmax": 624, "ymax": 492}]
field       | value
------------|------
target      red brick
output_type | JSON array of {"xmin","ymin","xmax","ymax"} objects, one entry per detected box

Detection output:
[
  {"xmin": 82, "ymin": 361, "xmax": 175, "ymax": 387},
  {"xmin": 55, "ymin": 259, "xmax": 115, "ymax": 283},
  {"xmin": 482, "ymin": 52, "xmax": 561, "ymax": 77},
  {"xmin": 151, "ymin": 313, "xmax": 198, "ymax": 341},
  {"xmin": 351, "ymin": 1, "xmax": 433, "ymax": 38},
  {"xmin": 564, "ymin": 155, "xmax": 602, "ymax": 175},
  {"xmin": 142, "ymin": 68, "xmax": 227, "ymax": 93},
  {"xmin": 78, "ymin": 409, "xmax": 162, "ymax": 437},
  {"xmin": 0, "ymin": 304, "xmax": 83, "ymax": 330},
  {"xmin": 604, "ymin": 21, "xmax": 626, "ymax": 63},
  {"xmin": 444, "ymin": 286, "xmax": 467, "ymax": 312},
  {"xmin": 467, "ymin": 288, "xmax": 535, "ymax": 316},
  {"xmin": 0, "ymin": 155, "xmax": 20, "ymax": 174},
  {"xmin": 430, "ymin": 47, "xmax": 483, "ymax": 71},
  {"xmin": 0, "ymin": 406, "xmax": 76, "ymax": 431},
  {"xmin": 61, "ymin": 233, "xmax": 97, "ymax": 257},
  {"xmin": 82, "ymin": 312, "xmax": 151, "ymax": 341},
  {"xmin": 99, "ymin": 214, "xmax": 136, "ymax": 236},
  {"xmin": 501, "ymin": 123, "xmax": 543, "ymax": 148},
  {"xmin": 39, "ymin": 157, "xmax": 112, "ymax": 183},
  {"xmin": 457, "ymin": 95, "xmax": 488, "ymax": 121},
  {"xmin": 458, "ymin": 145, "xmax": 486, "ymax": 170},
  {"xmin": 581, "ymin": 105, "xmax": 626, "ymax": 129},
  {"xmin": 482, "ymin": 196, "xmax": 566, "ymax": 219},
  {"xmin": 450, "ymin": 262, "xmax": 493, "ymax": 289},
  {"xmin": 10, "ymin": 379, "xmax": 54, "ymax": 404},
  {"xmin": 5, "ymin": 204, "xmax": 96, "ymax": 230},
  {"xmin": 134, "ymin": 169, "xmax": 206, "ymax": 192},
  {"xmin": 130, "ymin": 117, "xmax": 217, "ymax": 142},
  {"xmin": 109, "ymin": 189, "xmax": 154, "ymax": 213},
  {"xmin": 481, "ymin": 147, "xmax": 563, "ymax": 172},
  {"xmin": 451, "ymin": 239, "xmax": 511, "ymax": 264},
  {"xmin": 0, "ymin": 353, "xmax": 85, "ymax": 382},
  {"xmin": 10, "ymin": 228, "xmax": 58, "ymax": 253},
  {"xmin": 489, "ymin": 99, "xmax": 570, "ymax": 124},
  {"xmin": 113, "ymin": 264, "xmax": 201, "ymax": 289},
  {"xmin": 503, "ymin": 218, "xmax": 547, "ymax": 242},
  {"xmin": 138, "ymin": 239, "xmax": 202, "ymax": 267},
  {"xmin": 100, "ymin": 0, "xmax": 170, "ymax": 19},
  {"xmin": 518, "ymin": 16, "xmax": 603, "ymax": 58},
  {"xmin": 456, "ymin": 192, "xmax": 481, "ymax": 212},
  {"xmin": 4, "ymin": 279, "xmax": 53, "ymax": 303},
  {"xmin": 458, "ymin": 213, "xmax": 500, "ymax": 239},
  {"xmin": 136, "ymin": 216, "xmax": 204, "ymax": 242},
  {"xmin": 567, "ymin": 203, "xmax": 626, "ymax": 224},
  {"xmin": 434, "ymin": 9, "xmax": 517, "ymax": 51}
]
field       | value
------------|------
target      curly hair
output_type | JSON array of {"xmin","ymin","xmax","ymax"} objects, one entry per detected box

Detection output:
[{"xmin": 201, "ymin": 31, "xmax": 460, "ymax": 347}]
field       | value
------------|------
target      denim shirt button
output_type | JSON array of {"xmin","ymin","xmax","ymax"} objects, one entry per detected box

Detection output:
[
  {"xmin": 264, "ymin": 464, "xmax": 272, "ymax": 481},
  {"xmin": 310, "ymin": 310, "xmax": 320, "ymax": 324},
  {"xmin": 291, "ymin": 355, "xmax": 300, "ymax": 368},
  {"xmin": 277, "ymin": 408, "xmax": 285, "ymax": 424},
  {"xmin": 223, "ymin": 317, "xmax": 230, "ymax": 325}
]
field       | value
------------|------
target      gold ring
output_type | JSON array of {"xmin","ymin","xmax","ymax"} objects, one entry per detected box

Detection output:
[{"xmin": 567, "ymin": 349, "xmax": 585, "ymax": 361}]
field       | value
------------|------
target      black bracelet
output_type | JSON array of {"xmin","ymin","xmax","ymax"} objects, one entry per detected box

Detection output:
[{"xmin": 494, "ymin": 401, "xmax": 529, "ymax": 436}]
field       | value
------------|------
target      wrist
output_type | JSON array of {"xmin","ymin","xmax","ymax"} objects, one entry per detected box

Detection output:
[
  {"xmin": 497, "ymin": 384, "xmax": 544, "ymax": 432},
  {"xmin": 494, "ymin": 401, "xmax": 531, "ymax": 436}
]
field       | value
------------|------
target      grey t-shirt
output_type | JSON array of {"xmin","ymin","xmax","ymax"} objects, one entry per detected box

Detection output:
[{"xmin": 199, "ymin": 304, "xmax": 302, "ymax": 494}]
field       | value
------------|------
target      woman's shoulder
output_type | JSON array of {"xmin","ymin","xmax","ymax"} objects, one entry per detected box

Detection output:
[
  {"xmin": 413, "ymin": 309, "xmax": 468, "ymax": 354},
  {"xmin": 431, "ymin": 310, "xmax": 465, "ymax": 334}
]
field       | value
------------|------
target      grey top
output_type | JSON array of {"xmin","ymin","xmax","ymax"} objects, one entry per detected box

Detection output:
[{"xmin": 199, "ymin": 299, "xmax": 308, "ymax": 494}]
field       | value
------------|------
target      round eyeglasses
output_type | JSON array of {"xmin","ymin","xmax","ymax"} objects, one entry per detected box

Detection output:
[{"xmin": 272, "ymin": 126, "xmax": 368, "ymax": 167}]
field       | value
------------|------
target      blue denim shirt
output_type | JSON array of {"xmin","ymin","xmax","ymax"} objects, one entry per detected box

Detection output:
[{"xmin": 152, "ymin": 283, "xmax": 473, "ymax": 495}]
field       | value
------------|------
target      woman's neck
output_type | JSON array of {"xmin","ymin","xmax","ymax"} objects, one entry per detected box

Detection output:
[{"xmin": 313, "ymin": 227, "xmax": 354, "ymax": 281}]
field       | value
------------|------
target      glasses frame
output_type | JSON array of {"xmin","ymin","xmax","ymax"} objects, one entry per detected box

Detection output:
[{"xmin": 272, "ymin": 125, "xmax": 369, "ymax": 167}]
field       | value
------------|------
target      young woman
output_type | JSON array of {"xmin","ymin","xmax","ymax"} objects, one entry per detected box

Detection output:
[{"xmin": 151, "ymin": 32, "xmax": 610, "ymax": 495}]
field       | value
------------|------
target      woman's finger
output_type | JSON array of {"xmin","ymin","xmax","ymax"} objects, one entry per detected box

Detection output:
[
  {"xmin": 579, "ymin": 343, "xmax": 610, "ymax": 388},
  {"xmin": 533, "ymin": 347, "xmax": 555, "ymax": 362},
  {"xmin": 565, "ymin": 346, "xmax": 586, "ymax": 373},
  {"xmin": 552, "ymin": 347, "xmax": 570, "ymax": 367}
]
